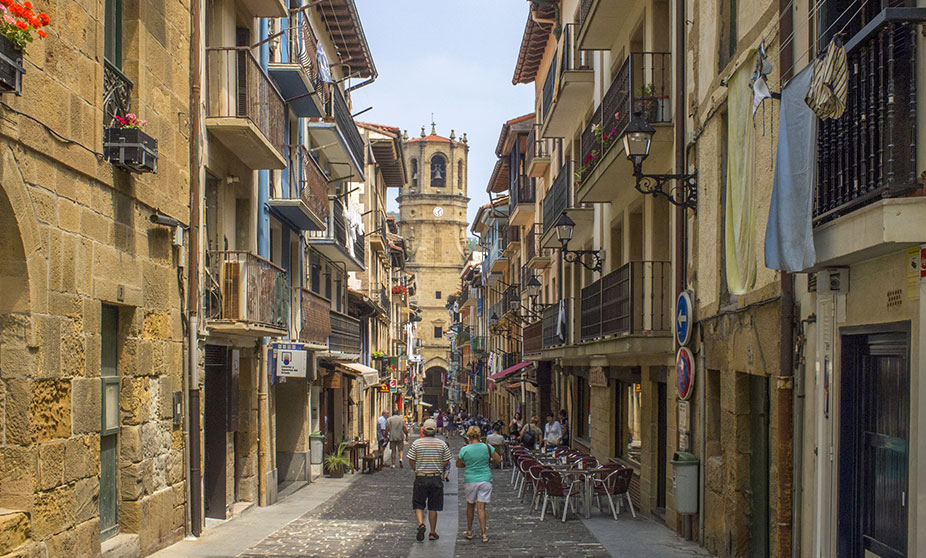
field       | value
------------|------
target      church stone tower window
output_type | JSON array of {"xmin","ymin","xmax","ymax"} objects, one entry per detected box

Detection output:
[
  {"xmin": 430, "ymin": 154, "xmax": 446, "ymax": 187},
  {"xmin": 411, "ymin": 158, "xmax": 418, "ymax": 187},
  {"xmin": 457, "ymin": 160, "xmax": 463, "ymax": 189}
]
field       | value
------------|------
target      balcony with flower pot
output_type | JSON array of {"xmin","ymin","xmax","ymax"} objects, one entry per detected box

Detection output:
[
  {"xmin": 205, "ymin": 46, "xmax": 286, "ymax": 170},
  {"xmin": 0, "ymin": 3, "xmax": 50, "ymax": 95},
  {"xmin": 576, "ymin": 52, "xmax": 673, "ymax": 205},
  {"xmin": 103, "ymin": 111, "xmax": 158, "ymax": 174}
]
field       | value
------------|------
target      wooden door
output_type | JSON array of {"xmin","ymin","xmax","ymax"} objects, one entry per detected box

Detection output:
[{"xmin": 204, "ymin": 345, "xmax": 229, "ymax": 519}]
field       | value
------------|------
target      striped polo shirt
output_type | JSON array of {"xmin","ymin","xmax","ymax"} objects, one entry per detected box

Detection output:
[{"xmin": 406, "ymin": 436, "xmax": 452, "ymax": 475}]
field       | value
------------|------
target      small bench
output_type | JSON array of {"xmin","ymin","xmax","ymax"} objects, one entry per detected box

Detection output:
[{"xmin": 361, "ymin": 449, "xmax": 384, "ymax": 474}]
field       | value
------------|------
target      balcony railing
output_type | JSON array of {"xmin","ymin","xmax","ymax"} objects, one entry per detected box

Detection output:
[
  {"xmin": 329, "ymin": 310, "xmax": 361, "ymax": 354},
  {"xmin": 580, "ymin": 52, "xmax": 671, "ymax": 179},
  {"xmin": 471, "ymin": 336, "xmax": 487, "ymax": 354},
  {"xmin": 328, "ymin": 85, "xmax": 365, "ymax": 172},
  {"xmin": 542, "ymin": 299, "xmax": 571, "ymax": 348},
  {"xmin": 205, "ymin": 251, "xmax": 288, "ymax": 330},
  {"xmin": 205, "ymin": 47, "xmax": 285, "ymax": 151},
  {"xmin": 813, "ymin": 12, "xmax": 920, "ymax": 225},
  {"xmin": 580, "ymin": 261, "xmax": 671, "ymax": 341},
  {"xmin": 559, "ymin": 23, "xmax": 591, "ymax": 77},
  {"xmin": 296, "ymin": 287, "xmax": 331, "ymax": 345},
  {"xmin": 511, "ymin": 174, "xmax": 536, "ymax": 207},
  {"xmin": 381, "ymin": 286, "xmax": 391, "ymax": 321},
  {"xmin": 504, "ymin": 224, "xmax": 521, "ymax": 246},
  {"xmin": 501, "ymin": 285, "xmax": 519, "ymax": 316},
  {"xmin": 541, "ymin": 53, "xmax": 556, "ymax": 123},
  {"xmin": 542, "ymin": 161, "xmax": 573, "ymax": 237},
  {"xmin": 307, "ymin": 197, "xmax": 364, "ymax": 266},
  {"xmin": 283, "ymin": 145, "xmax": 330, "ymax": 220},
  {"xmin": 523, "ymin": 320, "xmax": 543, "ymax": 354},
  {"xmin": 525, "ymin": 223, "xmax": 550, "ymax": 264},
  {"xmin": 579, "ymin": 0, "xmax": 594, "ymax": 28}
]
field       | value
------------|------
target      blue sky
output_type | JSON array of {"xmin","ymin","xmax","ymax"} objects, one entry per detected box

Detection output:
[{"xmin": 351, "ymin": 0, "xmax": 535, "ymax": 227}]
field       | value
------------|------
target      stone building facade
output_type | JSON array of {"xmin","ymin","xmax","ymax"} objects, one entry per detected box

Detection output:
[
  {"xmin": 398, "ymin": 125, "xmax": 469, "ymax": 410},
  {"xmin": 0, "ymin": 0, "xmax": 191, "ymax": 556}
]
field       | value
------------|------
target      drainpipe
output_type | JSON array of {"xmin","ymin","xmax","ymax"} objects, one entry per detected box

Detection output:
[
  {"xmin": 188, "ymin": 0, "xmax": 203, "ymax": 538},
  {"xmin": 257, "ymin": 16, "xmax": 271, "ymax": 508},
  {"xmin": 698, "ymin": 341, "xmax": 705, "ymax": 544},
  {"xmin": 778, "ymin": 1, "xmax": 796, "ymax": 553},
  {"xmin": 674, "ymin": 0, "xmax": 690, "ymax": 539}
]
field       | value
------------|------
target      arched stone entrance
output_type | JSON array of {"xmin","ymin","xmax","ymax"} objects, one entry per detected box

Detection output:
[{"xmin": 422, "ymin": 366, "xmax": 448, "ymax": 413}]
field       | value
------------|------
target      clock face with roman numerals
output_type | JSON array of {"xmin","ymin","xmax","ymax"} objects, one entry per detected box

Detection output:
[{"xmin": 433, "ymin": 206, "xmax": 444, "ymax": 218}]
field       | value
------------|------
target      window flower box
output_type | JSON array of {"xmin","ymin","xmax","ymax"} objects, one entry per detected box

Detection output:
[
  {"xmin": 0, "ymin": 35, "xmax": 24, "ymax": 94},
  {"xmin": 104, "ymin": 127, "xmax": 158, "ymax": 174}
]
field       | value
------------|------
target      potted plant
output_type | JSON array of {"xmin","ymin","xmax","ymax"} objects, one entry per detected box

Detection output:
[
  {"xmin": 635, "ymin": 83, "xmax": 670, "ymax": 123},
  {"xmin": 371, "ymin": 350, "xmax": 385, "ymax": 360},
  {"xmin": 323, "ymin": 442, "xmax": 351, "ymax": 478},
  {"xmin": 0, "ymin": 2, "xmax": 51, "ymax": 94},
  {"xmin": 104, "ymin": 113, "xmax": 159, "ymax": 174}
]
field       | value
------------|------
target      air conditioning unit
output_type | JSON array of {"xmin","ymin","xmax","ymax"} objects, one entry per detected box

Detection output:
[{"xmin": 818, "ymin": 268, "xmax": 849, "ymax": 294}]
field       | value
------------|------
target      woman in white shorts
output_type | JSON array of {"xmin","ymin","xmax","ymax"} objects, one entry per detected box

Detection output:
[{"xmin": 456, "ymin": 426, "xmax": 501, "ymax": 542}]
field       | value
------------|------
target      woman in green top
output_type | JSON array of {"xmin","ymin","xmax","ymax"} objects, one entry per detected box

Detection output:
[{"xmin": 456, "ymin": 426, "xmax": 501, "ymax": 542}]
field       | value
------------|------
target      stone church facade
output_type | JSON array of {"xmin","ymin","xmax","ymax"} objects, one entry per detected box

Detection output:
[{"xmin": 398, "ymin": 125, "xmax": 469, "ymax": 410}]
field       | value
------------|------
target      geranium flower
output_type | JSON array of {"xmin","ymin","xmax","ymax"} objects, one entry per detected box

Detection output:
[
  {"xmin": 38, "ymin": 12, "xmax": 47, "ymax": 25},
  {"xmin": 15, "ymin": 20, "xmax": 26, "ymax": 30},
  {"xmin": 36, "ymin": 29, "xmax": 44, "ymax": 37}
]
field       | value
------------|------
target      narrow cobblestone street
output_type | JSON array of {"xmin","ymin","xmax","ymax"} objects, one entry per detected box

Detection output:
[{"xmin": 153, "ymin": 437, "xmax": 707, "ymax": 558}]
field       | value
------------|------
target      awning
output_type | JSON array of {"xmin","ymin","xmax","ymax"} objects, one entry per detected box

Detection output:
[
  {"xmin": 489, "ymin": 361, "xmax": 531, "ymax": 381},
  {"xmin": 340, "ymin": 362, "xmax": 381, "ymax": 388},
  {"xmin": 420, "ymin": 401, "xmax": 433, "ymax": 408}
]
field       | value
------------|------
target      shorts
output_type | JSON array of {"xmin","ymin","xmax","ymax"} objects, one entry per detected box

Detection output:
[
  {"xmin": 412, "ymin": 476, "xmax": 444, "ymax": 511},
  {"xmin": 390, "ymin": 439, "xmax": 404, "ymax": 452},
  {"xmin": 463, "ymin": 481, "xmax": 493, "ymax": 504}
]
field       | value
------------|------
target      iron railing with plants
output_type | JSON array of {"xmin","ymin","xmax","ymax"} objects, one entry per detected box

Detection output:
[
  {"xmin": 814, "ymin": 13, "xmax": 919, "ymax": 225},
  {"xmin": 205, "ymin": 47, "xmax": 285, "ymax": 152},
  {"xmin": 580, "ymin": 261, "xmax": 671, "ymax": 341},
  {"xmin": 578, "ymin": 52, "xmax": 671, "ymax": 185},
  {"xmin": 206, "ymin": 251, "xmax": 288, "ymax": 329}
]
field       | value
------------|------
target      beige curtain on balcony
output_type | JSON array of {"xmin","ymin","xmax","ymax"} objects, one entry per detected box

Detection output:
[{"xmin": 725, "ymin": 58, "xmax": 758, "ymax": 295}]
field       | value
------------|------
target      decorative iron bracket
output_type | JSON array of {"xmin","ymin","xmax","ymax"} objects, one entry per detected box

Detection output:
[
  {"xmin": 560, "ymin": 245, "xmax": 603, "ymax": 273},
  {"xmin": 633, "ymin": 161, "xmax": 698, "ymax": 213}
]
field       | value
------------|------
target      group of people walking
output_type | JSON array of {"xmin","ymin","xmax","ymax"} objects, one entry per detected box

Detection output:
[{"xmin": 375, "ymin": 407, "xmax": 569, "ymax": 543}]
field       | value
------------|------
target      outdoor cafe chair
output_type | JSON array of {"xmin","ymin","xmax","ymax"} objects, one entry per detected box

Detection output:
[
  {"xmin": 592, "ymin": 466, "xmax": 636, "ymax": 520},
  {"xmin": 516, "ymin": 457, "xmax": 536, "ymax": 497},
  {"xmin": 527, "ymin": 464, "xmax": 551, "ymax": 510},
  {"xmin": 538, "ymin": 470, "xmax": 583, "ymax": 522}
]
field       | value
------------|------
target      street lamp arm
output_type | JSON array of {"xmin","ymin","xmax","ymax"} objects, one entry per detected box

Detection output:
[
  {"xmin": 561, "ymin": 247, "xmax": 603, "ymax": 273},
  {"xmin": 632, "ymin": 163, "xmax": 698, "ymax": 213}
]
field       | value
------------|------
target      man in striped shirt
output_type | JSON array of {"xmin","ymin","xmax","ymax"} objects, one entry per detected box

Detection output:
[{"xmin": 406, "ymin": 418, "xmax": 452, "ymax": 542}]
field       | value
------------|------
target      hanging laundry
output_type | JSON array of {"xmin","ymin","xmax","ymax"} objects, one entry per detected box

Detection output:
[
  {"xmin": 805, "ymin": 37, "xmax": 848, "ymax": 120},
  {"xmin": 751, "ymin": 41, "xmax": 773, "ymax": 115},
  {"xmin": 725, "ymin": 59, "xmax": 758, "ymax": 295},
  {"xmin": 765, "ymin": 66, "xmax": 817, "ymax": 272}
]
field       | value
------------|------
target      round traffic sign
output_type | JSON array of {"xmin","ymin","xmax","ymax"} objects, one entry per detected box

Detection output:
[
  {"xmin": 676, "ymin": 347, "xmax": 696, "ymax": 400},
  {"xmin": 675, "ymin": 291, "xmax": 693, "ymax": 346}
]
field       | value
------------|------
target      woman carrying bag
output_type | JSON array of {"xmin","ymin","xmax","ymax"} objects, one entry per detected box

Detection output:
[{"xmin": 456, "ymin": 426, "xmax": 501, "ymax": 542}]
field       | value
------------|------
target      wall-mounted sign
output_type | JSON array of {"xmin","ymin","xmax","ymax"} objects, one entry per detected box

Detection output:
[
  {"xmin": 675, "ymin": 291, "xmax": 693, "ymax": 346},
  {"xmin": 676, "ymin": 347, "xmax": 696, "ymax": 401},
  {"xmin": 389, "ymin": 379, "xmax": 397, "ymax": 393},
  {"xmin": 379, "ymin": 384, "xmax": 390, "ymax": 393},
  {"xmin": 275, "ymin": 344, "xmax": 308, "ymax": 378}
]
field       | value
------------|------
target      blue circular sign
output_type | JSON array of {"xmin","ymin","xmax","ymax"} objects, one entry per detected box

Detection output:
[{"xmin": 675, "ymin": 291, "xmax": 693, "ymax": 346}]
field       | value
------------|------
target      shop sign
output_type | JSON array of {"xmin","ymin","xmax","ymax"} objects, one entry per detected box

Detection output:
[
  {"xmin": 588, "ymin": 366, "xmax": 608, "ymax": 387},
  {"xmin": 273, "ymin": 343, "xmax": 309, "ymax": 378},
  {"xmin": 389, "ymin": 379, "xmax": 397, "ymax": 393},
  {"xmin": 921, "ymin": 245, "xmax": 926, "ymax": 279},
  {"xmin": 676, "ymin": 347, "xmax": 696, "ymax": 400},
  {"xmin": 675, "ymin": 291, "xmax": 693, "ymax": 346},
  {"xmin": 378, "ymin": 383, "xmax": 390, "ymax": 393}
]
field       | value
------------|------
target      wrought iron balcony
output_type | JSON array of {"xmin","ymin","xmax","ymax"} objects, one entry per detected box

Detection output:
[
  {"xmin": 308, "ymin": 85, "xmax": 366, "ymax": 181},
  {"xmin": 542, "ymin": 299, "xmax": 572, "ymax": 348},
  {"xmin": 270, "ymin": 145, "xmax": 330, "ymax": 231},
  {"xmin": 306, "ymin": 197, "xmax": 365, "ymax": 272},
  {"xmin": 541, "ymin": 23, "xmax": 594, "ymax": 138},
  {"xmin": 542, "ymin": 161, "xmax": 573, "ymax": 237},
  {"xmin": 510, "ymin": 174, "xmax": 537, "ymax": 226},
  {"xmin": 580, "ymin": 261, "xmax": 671, "ymax": 341},
  {"xmin": 205, "ymin": 47, "xmax": 286, "ymax": 169},
  {"xmin": 268, "ymin": 11, "xmax": 325, "ymax": 117},
  {"xmin": 813, "ymin": 11, "xmax": 921, "ymax": 225},
  {"xmin": 525, "ymin": 223, "xmax": 551, "ymax": 269},
  {"xmin": 205, "ymin": 251, "xmax": 289, "ymax": 335},
  {"xmin": 471, "ymin": 335, "xmax": 487, "ymax": 355},
  {"xmin": 523, "ymin": 320, "xmax": 543, "ymax": 355},
  {"xmin": 296, "ymin": 287, "xmax": 331, "ymax": 346},
  {"xmin": 526, "ymin": 123, "xmax": 551, "ymax": 178}
]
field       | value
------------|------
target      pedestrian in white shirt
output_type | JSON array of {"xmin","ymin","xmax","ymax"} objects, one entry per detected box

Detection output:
[{"xmin": 544, "ymin": 413, "xmax": 563, "ymax": 448}]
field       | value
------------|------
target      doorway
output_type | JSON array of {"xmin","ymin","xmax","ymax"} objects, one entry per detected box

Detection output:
[
  {"xmin": 748, "ymin": 375, "xmax": 770, "ymax": 558},
  {"xmin": 656, "ymin": 381, "xmax": 667, "ymax": 513},
  {"xmin": 204, "ymin": 345, "xmax": 229, "ymax": 520},
  {"xmin": 838, "ymin": 326, "xmax": 910, "ymax": 558}
]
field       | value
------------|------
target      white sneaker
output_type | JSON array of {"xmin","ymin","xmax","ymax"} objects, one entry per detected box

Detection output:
[{"xmin": 391, "ymin": 464, "xmax": 395, "ymax": 468}]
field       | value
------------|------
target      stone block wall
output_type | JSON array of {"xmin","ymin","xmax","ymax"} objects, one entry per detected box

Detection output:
[{"xmin": 0, "ymin": 1, "xmax": 192, "ymax": 556}]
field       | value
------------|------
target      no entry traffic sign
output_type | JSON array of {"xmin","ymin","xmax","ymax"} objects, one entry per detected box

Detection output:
[{"xmin": 676, "ymin": 347, "xmax": 696, "ymax": 401}]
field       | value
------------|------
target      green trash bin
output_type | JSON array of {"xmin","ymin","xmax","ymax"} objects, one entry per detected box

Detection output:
[
  {"xmin": 670, "ymin": 451, "xmax": 699, "ymax": 514},
  {"xmin": 310, "ymin": 431, "xmax": 324, "ymax": 465}
]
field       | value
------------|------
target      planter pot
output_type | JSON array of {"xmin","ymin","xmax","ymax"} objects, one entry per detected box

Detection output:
[
  {"xmin": 0, "ymin": 35, "xmax": 24, "ymax": 95},
  {"xmin": 327, "ymin": 468, "xmax": 344, "ymax": 478},
  {"xmin": 104, "ymin": 127, "xmax": 158, "ymax": 174}
]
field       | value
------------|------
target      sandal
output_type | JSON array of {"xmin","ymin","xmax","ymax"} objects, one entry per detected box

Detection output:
[
  {"xmin": 482, "ymin": 533, "xmax": 489, "ymax": 542},
  {"xmin": 429, "ymin": 533, "xmax": 440, "ymax": 540},
  {"xmin": 463, "ymin": 531, "xmax": 473, "ymax": 540},
  {"xmin": 416, "ymin": 524, "xmax": 426, "ymax": 542}
]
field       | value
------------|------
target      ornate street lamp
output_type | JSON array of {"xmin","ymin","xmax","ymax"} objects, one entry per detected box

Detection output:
[
  {"xmin": 623, "ymin": 112, "xmax": 698, "ymax": 212},
  {"xmin": 554, "ymin": 213, "xmax": 603, "ymax": 273}
]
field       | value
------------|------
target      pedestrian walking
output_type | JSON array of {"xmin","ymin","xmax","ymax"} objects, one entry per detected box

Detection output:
[
  {"xmin": 519, "ymin": 416, "xmax": 542, "ymax": 450},
  {"xmin": 377, "ymin": 410, "xmax": 389, "ymax": 451},
  {"xmin": 407, "ymin": 418, "xmax": 452, "ymax": 542},
  {"xmin": 508, "ymin": 412, "xmax": 523, "ymax": 441},
  {"xmin": 436, "ymin": 410, "xmax": 445, "ymax": 435},
  {"xmin": 386, "ymin": 408, "xmax": 408, "ymax": 468},
  {"xmin": 543, "ymin": 413, "xmax": 563, "ymax": 449},
  {"xmin": 456, "ymin": 425, "xmax": 501, "ymax": 542},
  {"xmin": 559, "ymin": 409, "xmax": 570, "ymax": 446}
]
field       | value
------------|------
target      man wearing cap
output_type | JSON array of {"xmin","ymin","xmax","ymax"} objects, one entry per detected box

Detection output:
[{"xmin": 406, "ymin": 418, "xmax": 452, "ymax": 542}]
